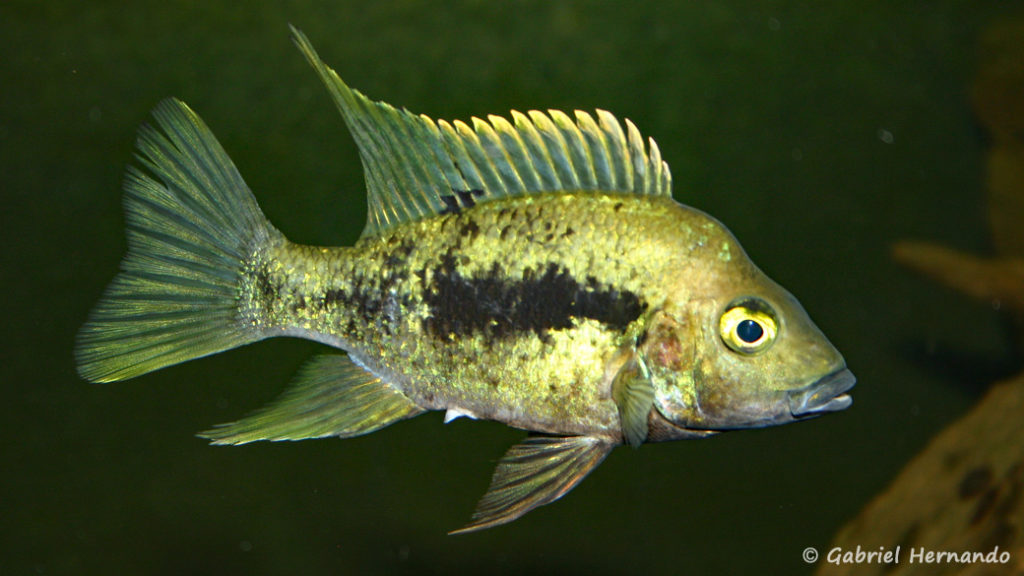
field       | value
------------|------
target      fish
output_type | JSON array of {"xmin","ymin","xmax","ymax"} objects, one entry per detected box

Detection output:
[{"xmin": 75, "ymin": 26, "xmax": 855, "ymax": 534}]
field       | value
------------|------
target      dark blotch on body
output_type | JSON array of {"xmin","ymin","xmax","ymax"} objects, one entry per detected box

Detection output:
[
  {"xmin": 440, "ymin": 188, "xmax": 485, "ymax": 214},
  {"xmin": 424, "ymin": 259, "xmax": 645, "ymax": 343},
  {"xmin": 458, "ymin": 219, "xmax": 481, "ymax": 241},
  {"xmin": 255, "ymin": 266, "xmax": 277, "ymax": 303},
  {"xmin": 321, "ymin": 282, "xmax": 398, "ymax": 338},
  {"xmin": 320, "ymin": 238, "xmax": 415, "ymax": 338}
]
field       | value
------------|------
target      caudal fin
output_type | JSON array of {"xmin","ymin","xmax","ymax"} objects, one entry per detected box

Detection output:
[{"xmin": 76, "ymin": 99, "xmax": 282, "ymax": 383}]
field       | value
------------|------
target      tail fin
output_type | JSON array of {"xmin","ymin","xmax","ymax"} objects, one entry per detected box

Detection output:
[{"xmin": 76, "ymin": 99, "xmax": 281, "ymax": 383}]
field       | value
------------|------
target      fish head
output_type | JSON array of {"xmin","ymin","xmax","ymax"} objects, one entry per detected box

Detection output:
[{"xmin": 641, "ymin": 224, "xmax": 854, "ymax": 434}]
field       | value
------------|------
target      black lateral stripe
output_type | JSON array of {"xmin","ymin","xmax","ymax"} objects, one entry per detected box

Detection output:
[{"xmin": 424, "ymin": 260, "xmax": 645, "ymax": 341}]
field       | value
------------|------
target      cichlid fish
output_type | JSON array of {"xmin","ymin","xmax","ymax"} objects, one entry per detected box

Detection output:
[{"xmin": 76, "ymin": 26, "xmax": 855, "ymax": 533}]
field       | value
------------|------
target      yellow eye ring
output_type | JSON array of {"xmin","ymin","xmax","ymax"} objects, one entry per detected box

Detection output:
[{"xmin": 719, "ymin": 299, "xmax": 778, "ymax": 355}]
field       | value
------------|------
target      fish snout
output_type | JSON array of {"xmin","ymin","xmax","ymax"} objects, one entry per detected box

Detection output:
[{"xmin": 787, "ymin": 368, "xmax": 855, "ymax": 419}]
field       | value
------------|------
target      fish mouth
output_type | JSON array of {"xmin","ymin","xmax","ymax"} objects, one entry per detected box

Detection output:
[{"xmin": 788, "ymin": 368, "xmax": 855, "ymax": 419}]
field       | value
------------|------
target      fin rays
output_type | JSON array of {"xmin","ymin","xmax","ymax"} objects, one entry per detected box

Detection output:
[
  {"xmin": 201, "ymin": 355, "xmax": 425, "ymax": 444},
  {"xmin": 80, "ymin": 29, "xmax": 645, "ymax": 535},
  {"xmin": 290, "ymin": 25, "xmax": 671, "ymax": 239},
  {"xmin": 75, "ymin": 99, "xmax": 280, "ymax": 383},
  {"xmin": 451, "ymin": 435, "xmax": 614, "ymax": 534}
]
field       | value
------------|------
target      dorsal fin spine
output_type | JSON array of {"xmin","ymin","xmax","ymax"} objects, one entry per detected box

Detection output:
[
  {"xmin": 536, "ymin": 110, "xmax": 580, "ymax": 189},
  {"xmin": 575, "ymin": 111, "xmax": 614, "ymax": 189},
  {"xmin": 436, "ymin": 120, "xmax": 479, "ymax": 191},
  {"xmin": 489, "ymin": 114, "xmax": 535, "ymax": 192},
  {"xmin": 458, "ymin": 119, "xmax": 505, "ymax": 196},
  {"xmin": 442, "ymin": 120, "xmax": 486, "ymax": 191},
  {"xmin": 649, "ymin": 136, "xmax": 664, "ymax": 197},
  {"xmin": 421, "ymin": 116, "xmax": 470, "ymax": 193},
  {"xmin": 550, "ymin": 110, "xmax": 596, "ymax": 189},
  {"xmin": 511, "ymin": 111, "xmax": 559, "ymax": 191},
  {"xmin": 473, "ymin": 117, "xmax": 522, "ymax": 194},
  {"xmin": 596, "ymin": 109, "xmax": 631, "ymax": 190},
  {"xmin": 625, "ymin": 119, "xmax": 647, "ymax": 195}
]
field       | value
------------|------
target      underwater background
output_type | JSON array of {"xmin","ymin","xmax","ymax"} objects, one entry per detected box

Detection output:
[{"xmin": 3, "ymin": 1, "xmax": 1020, "ymax": 574}]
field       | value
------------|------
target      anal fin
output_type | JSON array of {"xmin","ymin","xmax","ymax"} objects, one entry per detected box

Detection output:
[
  {"xmin": 450, "ymin": 435, "xmax": 614, "ymax": 534},
  {"xmin": 200, "ymin": 354, "xmax": 424, "ymax": 444}
]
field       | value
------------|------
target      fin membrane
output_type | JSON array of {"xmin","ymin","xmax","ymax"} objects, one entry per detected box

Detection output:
[
  {"xmin": 450, "ymin": 435, "xmax": 614, "ymax": 534},
  {"xmin": 76, "ymin": 99, "xmax": 279, "ymax": 383},
  {"xmin": 201, "ymin": 354, "xmax": 424, "ymax": 444},
  {"xmin": 290, "ymin": 25, "xmax": 672, "ymax": 239},
  {"xmin": 611, "ymin": 353, "xmax": 655, "ymax": 447}
]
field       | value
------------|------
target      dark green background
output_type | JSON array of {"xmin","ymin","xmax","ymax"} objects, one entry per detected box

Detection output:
[{"xmin": 4, "ymin": 1, "xmax": 1018, "ymax": 574}]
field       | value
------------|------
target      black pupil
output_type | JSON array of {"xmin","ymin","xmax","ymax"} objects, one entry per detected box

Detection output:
[{"xmin": 736, "ymin": 319, "xmax": 764, "ymax": 343}]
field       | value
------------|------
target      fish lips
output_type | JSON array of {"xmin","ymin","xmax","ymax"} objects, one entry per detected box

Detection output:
[
  {"xmin": 649, "ymin": 367, "xmax": 855, "ymax": 435},
  {"xmin": 787, "ymin": 368, "xmax": 855, "ymax": 419}
]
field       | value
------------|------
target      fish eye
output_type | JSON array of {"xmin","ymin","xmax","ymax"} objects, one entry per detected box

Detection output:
[
  {"xmin": 736, "ymin": 319, "xmax": 763, "ymax": 343},
  {"xmin": 719, "ymin": 298, "xmax": 778, "ymax": 355}
]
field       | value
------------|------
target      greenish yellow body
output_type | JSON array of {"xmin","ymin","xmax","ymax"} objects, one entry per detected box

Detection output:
[
  {"xmin": 75, "ymin": 27, "xmax": 854, "ymax": 533},
  {"xmin": 247, "ymin": 193, "xmax": 729, "ymax": 441}
]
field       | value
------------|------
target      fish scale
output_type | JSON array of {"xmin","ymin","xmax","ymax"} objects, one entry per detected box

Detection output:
[{"xmin": 243, "ymin": 193, "xmax": 689, "ymax": 438}]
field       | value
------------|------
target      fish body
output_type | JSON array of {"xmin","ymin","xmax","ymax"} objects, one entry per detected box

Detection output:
[
  {"xmin": 247, "ymin": 192, "xmax": 721, "ymax": 440},
  {"xmin": 76, "ymin": 27, "xmax": 855, "ymax": 533}
]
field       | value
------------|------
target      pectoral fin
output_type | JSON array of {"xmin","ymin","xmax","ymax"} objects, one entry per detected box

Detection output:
[
  {"xmin": 200, "ymin": 354, "xmax": 424, "ymax": 444},
  {"xmin": 611, "ymin": 353, "xmax": 655, "ymax": 447},
  {"xmin": 450, "ymin": 435, "xmax": 614, "ymax": 535}
]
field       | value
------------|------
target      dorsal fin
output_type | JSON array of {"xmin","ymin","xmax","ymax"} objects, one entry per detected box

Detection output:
[{"xmin": 290, "ymin": 26, "xmax": 673, "ymax": 238}]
